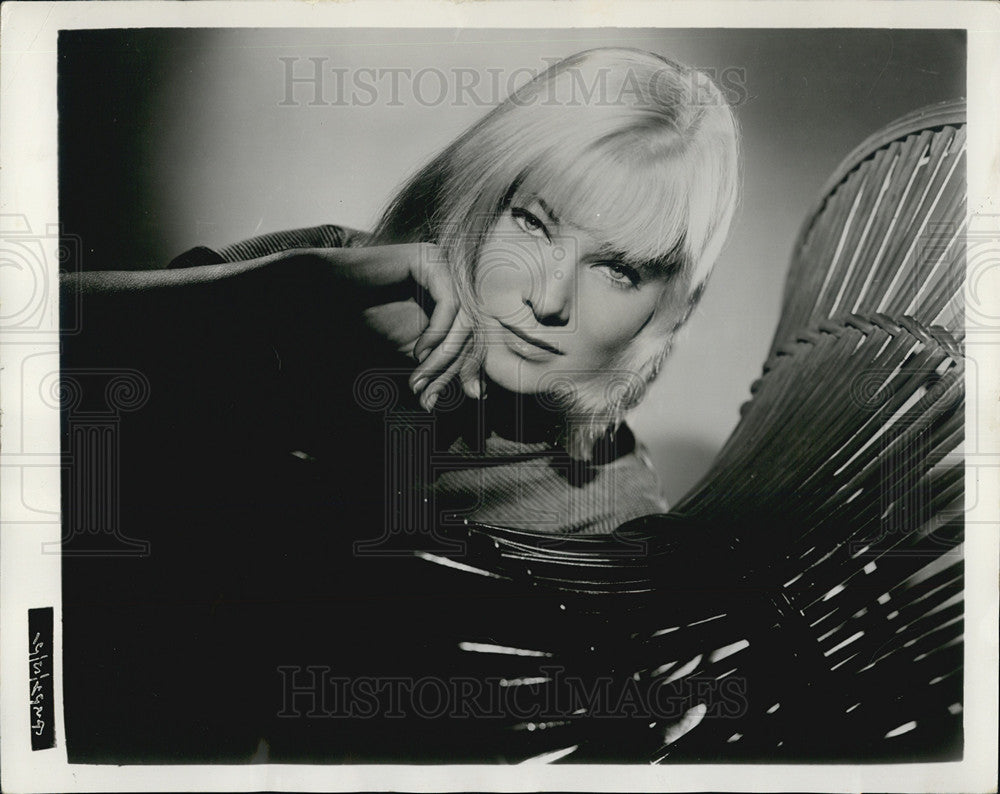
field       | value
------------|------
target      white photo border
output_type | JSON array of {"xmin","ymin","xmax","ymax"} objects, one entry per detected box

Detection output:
[{"xmin": 1, "ymin": 2, "xmax": 997, "ymax": 792}]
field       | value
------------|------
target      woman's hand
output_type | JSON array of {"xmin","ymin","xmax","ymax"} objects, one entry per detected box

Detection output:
[
  {"xmin": 409, "ymin": 304, "xmax": 480, "ymax": 410},
  {"xmin": 329, "ymin": 242, "xmax": 481, "ymax": 410},
  {"xmin": 396, "ymin": 243, "xmax": 481, "ymax": 410}
]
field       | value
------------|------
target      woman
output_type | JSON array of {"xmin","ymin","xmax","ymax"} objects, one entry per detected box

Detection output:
[
  {"xmin": 60, "ymin": 47, "xmax": 740, "ymax": 760},
  {"xmin": 374, "ymin": 47, "xmax": 740, "ymax": 533}
]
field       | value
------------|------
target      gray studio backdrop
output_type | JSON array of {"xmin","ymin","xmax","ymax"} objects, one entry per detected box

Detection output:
[{"xmin": 59, "ymin": 27, "xmax": 965, "ymax": 503}]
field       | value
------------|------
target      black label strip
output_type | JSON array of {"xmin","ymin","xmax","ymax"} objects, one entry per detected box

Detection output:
[{"xmin": 28, "ymin": 607, "xmax": 56, "ymax": 750}]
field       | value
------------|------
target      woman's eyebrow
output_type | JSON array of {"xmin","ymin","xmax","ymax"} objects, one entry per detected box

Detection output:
[
  {"xmin": 593, "ymin": 246, "xmax": 666, "ymax": 278},
  {"xmin": 535, "ymin": 197, "xmax": 561, "ymax": 225}
]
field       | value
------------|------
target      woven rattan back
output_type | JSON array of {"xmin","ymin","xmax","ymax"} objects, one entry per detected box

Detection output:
[
  {"xmin": 649, "ymin": 313, "xmax": 964, "ymax": 760},
  {"xmin": 648, "ymin": 100, "xmax": 965, "ymax": 760},
  {"xmin": 643, "ymin": 100, "xmax": 966, "ymax": 760},
  {"xmin": 774, "ymin": 100, "xmax": 966, "ymax": 347}
]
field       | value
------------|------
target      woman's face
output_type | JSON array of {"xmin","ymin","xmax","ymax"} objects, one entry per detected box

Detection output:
[{"xmin": 473, "ymin": 194, "xmax": 675, "ymax": 396}]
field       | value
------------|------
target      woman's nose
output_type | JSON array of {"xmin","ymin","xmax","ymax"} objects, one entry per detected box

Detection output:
[{"xmin": 525, "ymin": 249, "xmax": 572, "ymax": 326}]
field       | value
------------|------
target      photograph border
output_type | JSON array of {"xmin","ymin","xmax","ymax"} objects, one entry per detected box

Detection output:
[{"xmin": 1, "ymin": 2, "xmax": 997, "ymax": 792}]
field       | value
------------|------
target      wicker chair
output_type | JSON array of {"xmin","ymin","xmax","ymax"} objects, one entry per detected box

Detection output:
[{"xmin": 402, "ymin": 99, "xmax": 966, "ymax": 763}]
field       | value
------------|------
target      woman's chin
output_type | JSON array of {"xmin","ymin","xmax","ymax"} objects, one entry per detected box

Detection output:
[{"xmin": 482, "ymin": 349, "xmax": 548, "ymax": 395}]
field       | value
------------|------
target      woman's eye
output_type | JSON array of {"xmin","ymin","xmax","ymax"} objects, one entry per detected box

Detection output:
[
  {"xmin": 597, "ymin": 262, "xmax": 642, "ymax": 289},
  {"xmin": 511, "ymin": 207, "xmax": 550, "ymax": 240}
]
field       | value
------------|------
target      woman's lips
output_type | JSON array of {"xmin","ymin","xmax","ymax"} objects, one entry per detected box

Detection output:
[{"xmin": 496, "ymin": 320, "xmax": 563, "ymax": 360}]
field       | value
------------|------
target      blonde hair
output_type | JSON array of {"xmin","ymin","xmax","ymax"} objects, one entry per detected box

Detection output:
[{"xmin": 373, "ymin": 47, "xmax": 740, "ymax": 458}]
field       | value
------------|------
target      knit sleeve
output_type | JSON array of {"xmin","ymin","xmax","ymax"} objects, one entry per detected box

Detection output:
[{"xmin": 167, "ymin": 224, "xmax": 370, "ymax": 269}]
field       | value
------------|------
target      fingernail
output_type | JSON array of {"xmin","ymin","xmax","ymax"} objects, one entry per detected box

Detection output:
[
  {"xmin": 468, "ymin": 380, "xmax": 481, "ymax": 399},
  {"xmin": 416, "ymin": 348, "xmax": 430, "ymax": 363},
  {"xmin": 411, "ymin": 375, "xmax": 428, "ymax": 393},
  {"xmin": 424, "ymin": 391, "xmax": 438, "ymax": 411}
]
